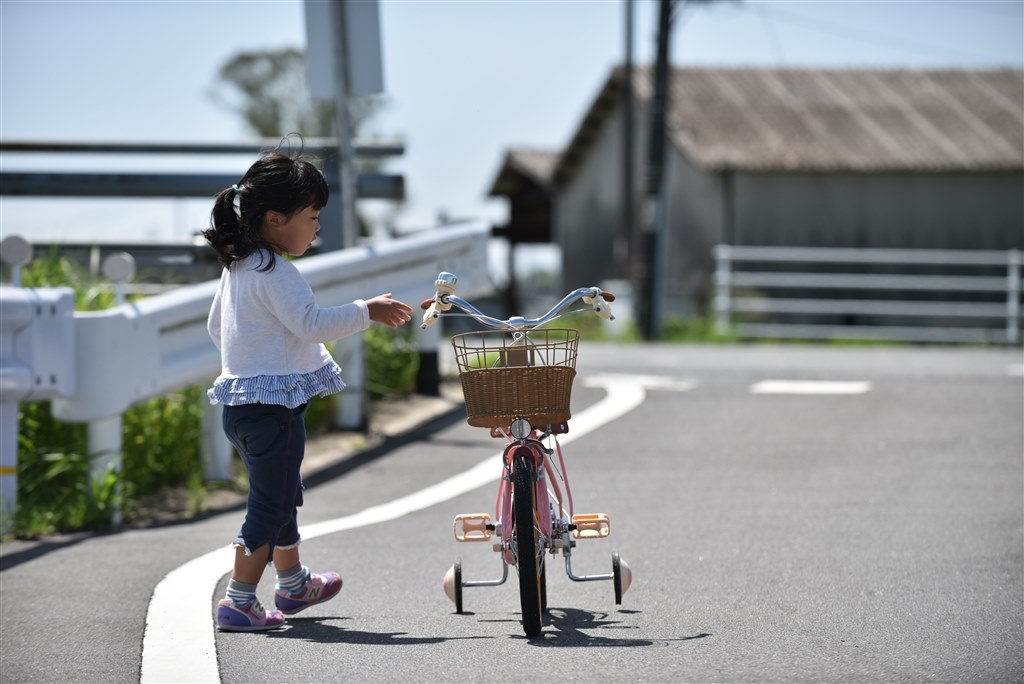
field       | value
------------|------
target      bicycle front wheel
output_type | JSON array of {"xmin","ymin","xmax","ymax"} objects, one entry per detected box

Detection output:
[{"xmin": 512, "ymin": 451, "xmax": 544, "ymax": 637}]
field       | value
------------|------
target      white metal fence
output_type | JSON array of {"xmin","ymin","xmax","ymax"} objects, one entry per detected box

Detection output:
[
  {"xmin": 713, "ymin": 245, "xmax": 1022, "ymax": 345},
  {"xmin": 0, "ymin": 224, "xmax": 491, "ymax": 526}
]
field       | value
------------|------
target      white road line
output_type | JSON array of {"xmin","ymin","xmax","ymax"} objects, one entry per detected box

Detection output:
[
  {"xmin": 583, "ymin": 373, "xmax": 699, "ymax": 392},
  {"xmin": 750, "ymin": 380, "xmax": 872, "ymax": 395},
  {"xmin": 140, "ymin": 375, "xmax": 647, "ymax": 684},
  {"xmin": 1007, "ymin": 363, "xmax": 1023, "ymax": 377}
]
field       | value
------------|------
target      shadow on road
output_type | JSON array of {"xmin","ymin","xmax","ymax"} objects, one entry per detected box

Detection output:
[
  {"xmin": 526, "ymin": 607, "xmax": 711, "ymax": 647},
  {"xmin": 266, "ymin": 615, "xmax": 492, "ymax": 644},
  {"xmin": 0, "ymin": 531, "xmax": 95, "ymax": 572}
]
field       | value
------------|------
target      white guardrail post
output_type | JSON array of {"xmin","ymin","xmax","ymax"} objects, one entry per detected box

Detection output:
[
  {"xmin": 0, "ymin": 286, "xmax": 77, "ymax": 532},
  {"xmin": 2, "ymin": 224, "xmax": 491, "ymax": 528},
  {"xmin": 332, "ymin": 335, "xmax": 365, "ymax": 430}
]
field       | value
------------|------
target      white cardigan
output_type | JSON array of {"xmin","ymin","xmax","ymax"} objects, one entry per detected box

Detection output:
[{"xmin": 206, "ymin": 250, "xmax": 369, "ymax": 407}]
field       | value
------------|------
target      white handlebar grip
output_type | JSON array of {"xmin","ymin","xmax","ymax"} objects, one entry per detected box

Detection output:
[
  {"xmin": 421, "ymin": 302, "xmax": 441, "ymax": 329},
  {"xmin": 584, "ymin": 294, "xmax": 615, "ymax": 321}
]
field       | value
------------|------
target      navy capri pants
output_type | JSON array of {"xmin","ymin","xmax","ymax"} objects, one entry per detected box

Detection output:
[{"xmin": 222, "ymin": 402, "xmax": 308, "ymax": 555}]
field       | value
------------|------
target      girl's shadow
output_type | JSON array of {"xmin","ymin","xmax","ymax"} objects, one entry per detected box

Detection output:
[{"xmin": 266, "ymin": 616, "xmax": 491, "ymax": 645}]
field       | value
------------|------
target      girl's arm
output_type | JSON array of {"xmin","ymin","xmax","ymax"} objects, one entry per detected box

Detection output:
[
  {"xmin": 260, "ymin": 261, "xmax": 371, "ymax": 342},
  {"xmin": 261, "ymin": 259, "xmax": 413, "ymax": 342}
]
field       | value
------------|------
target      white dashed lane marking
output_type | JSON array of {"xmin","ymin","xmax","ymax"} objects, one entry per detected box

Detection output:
[
  {"xmin": 582, "ymin": 373, "xmax": 698, "ymax": 392},
  {"xmin": 750, "ymin": 380, "xmax": 872, "ymax": 395}
]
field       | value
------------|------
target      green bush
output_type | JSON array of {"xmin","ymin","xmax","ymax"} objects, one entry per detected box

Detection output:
[
  {"xmin": 120, "ymin": 387, "xmax": 204, "ymax": 501},
  {"xmin": 364, "ymin": 324, "xmax": 419, "ymax": 398},
  {"xmin": 13, "ymin": 400, "xmax": 109, "ymax": 536},
  {"xmin": 19, "ymin": 246, "xmax": 117, "ymax": 310}
]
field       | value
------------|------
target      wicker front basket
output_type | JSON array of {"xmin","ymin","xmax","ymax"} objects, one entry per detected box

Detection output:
[
  {"xmin": 452, "ymin": 329, "xmax": 579, "ymax": 429},
  {"xmin": 458, "ymin": 365, "xmax": 577, "ymax": 428}
]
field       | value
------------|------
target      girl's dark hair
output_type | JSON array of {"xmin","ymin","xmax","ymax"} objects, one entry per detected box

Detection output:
[{"xmin": 203, "ymin": 144, "xmax": 329, "ymax": 271}]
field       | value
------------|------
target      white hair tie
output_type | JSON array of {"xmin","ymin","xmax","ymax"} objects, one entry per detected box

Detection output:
[{"xmin": 231, "ymin": 184, "xmax": 244, "ymax": 217}]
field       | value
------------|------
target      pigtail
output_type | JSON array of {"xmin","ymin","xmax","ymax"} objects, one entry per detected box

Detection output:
[
  {"xmin": 203, "ymin": 184, "xmax": 275, "ymax": 270},
  {"xmin": 203, "ymin": 186, "xmax": 244, "ymax": 267}
]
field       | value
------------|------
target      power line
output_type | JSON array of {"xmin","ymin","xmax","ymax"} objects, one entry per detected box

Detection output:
[
  {"xmin": 753, "ymin": 2, "xmax": 788, "ymax": 64},
  {"xmin": 742, "ymin": 2, "xmax": 995, "ymax": 62},
  {"xmin": 949, "ymin": 1, "xmax": 1024, "ymax": 20}
]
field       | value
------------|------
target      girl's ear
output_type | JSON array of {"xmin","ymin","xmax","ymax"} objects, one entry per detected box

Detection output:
[{"xmin": 259, "ymin": 211, "xmax": 286, "ymax": 254}]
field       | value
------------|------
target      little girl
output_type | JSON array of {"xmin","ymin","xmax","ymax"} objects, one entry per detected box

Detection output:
[{"xmin": 203, "ymin": 147, "xmax": 413, "ymax": 632}]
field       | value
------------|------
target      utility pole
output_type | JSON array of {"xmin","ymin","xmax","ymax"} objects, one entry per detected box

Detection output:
[
  {"xmin": 635, "ymin": 0, "xmax": 732, "ymax": 339},
  {"xmin": 331, "ymin": 0, "xmax": 358, "ymax": 252},
  {"xmin": 638, "ymin": 0, "xmax": 673, "ymax": 340},
  {"xmin": 619, "ymin": 0, "xmax": 635, "ymax": 281}
]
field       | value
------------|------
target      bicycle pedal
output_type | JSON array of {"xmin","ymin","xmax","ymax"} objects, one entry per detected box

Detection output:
[
  {"xmin": 571, "ymin": 513, "xmax": 611, "ymax": 539},
  {"xmin": 454, "ymin": 513, "xmax": 493, "ymax": 542}
]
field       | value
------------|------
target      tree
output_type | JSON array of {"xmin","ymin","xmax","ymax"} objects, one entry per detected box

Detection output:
[
  {"xmin": 210, "ymin": 46, "xmax": 396, "ymax": 239},
  {"xmin": 210, "ymin": 47, "xmax": 384, "ymax": 144}
]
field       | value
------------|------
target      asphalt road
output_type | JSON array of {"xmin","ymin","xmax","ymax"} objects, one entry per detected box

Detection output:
[{"xmin": 1, "ymin": 343, "xmax": 1021, "ymax": 683}]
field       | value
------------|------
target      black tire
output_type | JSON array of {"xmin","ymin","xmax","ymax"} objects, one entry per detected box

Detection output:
[
  {"xmin": 540, "ymin": 558, "xmax": 548, "ymax": 613},
  {"xmin": 612, "ymin": 551, "xmax": 623, "ymax": 605},
  {"xmin": 454, "ymin": 557, "xmax": 464, "ymax": 614},
  {"xmin": 512, "ymin": 452, "xmax": 544, "ymax": 637}
]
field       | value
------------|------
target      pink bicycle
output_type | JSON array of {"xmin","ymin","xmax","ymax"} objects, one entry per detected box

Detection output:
[{"xmin": 421, "ymin": 272, "xmax": 633, "ymax": 638}]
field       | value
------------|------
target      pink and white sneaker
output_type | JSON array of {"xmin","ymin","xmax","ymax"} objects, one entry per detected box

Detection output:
[
  {"xmin": 274, "ymin": 570, "xmax": 342, "ymax": 615},
  {"xmin": 215, "ymin": 597, "xmax": 286, "ymax": 632}
]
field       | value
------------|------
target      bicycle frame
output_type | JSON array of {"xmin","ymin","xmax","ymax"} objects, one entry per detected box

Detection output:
[{"xmin": 493, "ymin": 428, "xmax": 619, "ymax": 573}]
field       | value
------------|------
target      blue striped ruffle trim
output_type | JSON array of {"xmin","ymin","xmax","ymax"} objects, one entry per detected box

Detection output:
[{"xmin": 208, "ymin": 362, "xmax": 347, "ymax": 409}]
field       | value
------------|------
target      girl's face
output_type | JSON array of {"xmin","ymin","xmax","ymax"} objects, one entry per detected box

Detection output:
[{"xmin": 262, "ymin": 206, "xmax": 321, "ymax": 256}]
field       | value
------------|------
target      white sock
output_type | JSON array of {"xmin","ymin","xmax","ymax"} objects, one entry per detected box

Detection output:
[
  {"xmin": 225, "ymin": 579, "xmax": 257, "ymax": 607},
  {"xmin": 276, "ymin": 563, "xmax": 308, "ymax": 594}
]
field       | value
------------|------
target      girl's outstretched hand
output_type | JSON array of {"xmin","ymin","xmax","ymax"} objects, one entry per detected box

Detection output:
[{"xmin": 366, "ymin": 293, "xmax": 414, "ymax": 328}]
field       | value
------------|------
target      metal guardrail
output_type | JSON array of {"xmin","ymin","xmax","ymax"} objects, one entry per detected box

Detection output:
[
  {"xmin": 713, "ymin": 245, "xmax": 1022, "ymax": 344},
  {"xmin": 0, "ymin": 139, "xmax": 405, "ymax": 156},
  {"xmin": 0, "ymin": 138, "xmax": 407, "ymax": 253},
  {"xmin": 0, "ymin": 138, "xmax": 405, "ymax": 201},
  {"xmin": 0, "ymin": 224, "xmax": 492, "ymax": 528}
]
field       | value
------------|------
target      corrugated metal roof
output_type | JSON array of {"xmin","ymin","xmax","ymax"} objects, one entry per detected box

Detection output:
[{"xmin": 554, "ymin": 66, "xmax": 1024, "ymax": 184}]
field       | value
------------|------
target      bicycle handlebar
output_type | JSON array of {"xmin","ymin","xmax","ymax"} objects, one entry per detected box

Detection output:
[{"xmin": 420, "ymin": 272, "xmax": 615, "ymax": 330}]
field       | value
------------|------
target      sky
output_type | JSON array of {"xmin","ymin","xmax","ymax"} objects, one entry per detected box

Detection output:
[{"xmin": 1, "ymin": 0, "xmax": 1022, "ymax": 248}]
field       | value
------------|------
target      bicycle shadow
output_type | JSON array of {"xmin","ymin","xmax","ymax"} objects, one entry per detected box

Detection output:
[
  {"xmin": 523, "ymin": 607, "xmax": 712, "ymax": 647},
  {"xmin": 263, "ymin": 616, "xmax": 492, "ymax": 644}
]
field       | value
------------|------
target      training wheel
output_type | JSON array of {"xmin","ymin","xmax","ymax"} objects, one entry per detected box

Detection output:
[
  {"xmin": 612, "ymin": 551, "xmax": 632, "ymax": 605},
  {"xmin": 443, "ymin": 558, "xmax": 464, "ymax": 613}
]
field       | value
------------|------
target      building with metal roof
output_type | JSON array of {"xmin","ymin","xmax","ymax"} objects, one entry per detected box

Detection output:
[{"xmin": 543, "ymin": 66, "xmax": 1023, "ymax": 318}]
